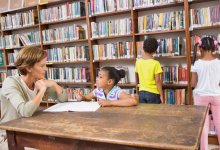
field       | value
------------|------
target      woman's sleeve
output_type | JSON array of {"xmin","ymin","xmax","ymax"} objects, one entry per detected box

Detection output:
[
  {"xmin": 46, "ymin": 87, "xmax": 68, "ymax": 102},
  {"xmin": 2, "ymin": 78, "xmax": 38, "ymax": 117}
]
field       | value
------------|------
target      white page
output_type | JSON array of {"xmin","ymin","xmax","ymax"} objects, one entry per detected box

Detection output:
[{"xmin": 44, "ymin": 102, "xmax": 100, "ymax": 112}]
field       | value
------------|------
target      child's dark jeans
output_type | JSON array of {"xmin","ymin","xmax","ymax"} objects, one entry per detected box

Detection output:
[{"xmin": 139, "ymin": 91, "xmax": 161, "ymax": 104}]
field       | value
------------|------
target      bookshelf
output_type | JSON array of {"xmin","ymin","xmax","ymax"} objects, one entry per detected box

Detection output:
[{"xmin": 0, "ymin": 1, "xmax": 219, "ymax": 105}]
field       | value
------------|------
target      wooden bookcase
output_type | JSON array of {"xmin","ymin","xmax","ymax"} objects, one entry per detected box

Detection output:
[{"xmin": 0, "ymin": 0, "xmax": 219, "ymax": 144}]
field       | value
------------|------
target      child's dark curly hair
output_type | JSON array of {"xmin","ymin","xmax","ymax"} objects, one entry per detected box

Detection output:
[
  {"xmin": 101, "ymin": 67, "xmax": 125, "ymax": 85},
  {"xmin": 143, "ymin": 38, "xmax": 158, "ymax": 53}
]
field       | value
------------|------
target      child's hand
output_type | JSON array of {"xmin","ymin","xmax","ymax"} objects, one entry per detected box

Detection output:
[
  {"xmin": 160, "ymin": 96, "xmax": 165, "ymax": 104},
  {"xmin": 97, "ymin": 99, "xmax": 111, "ymax": 107},
  {"xmin": 75, "ymin": 90, "xmax": 83, "ymax": 101}
]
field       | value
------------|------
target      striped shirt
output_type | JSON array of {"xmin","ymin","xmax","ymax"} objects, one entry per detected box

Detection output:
[{"xmin": 93, "ymin": 86, "xmax": 122, "ymax": 100}]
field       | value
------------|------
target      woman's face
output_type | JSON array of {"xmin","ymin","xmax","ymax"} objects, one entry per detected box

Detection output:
[{"xmin": 28, "ymin": 57, "xmax": 47, "ymax": 80}]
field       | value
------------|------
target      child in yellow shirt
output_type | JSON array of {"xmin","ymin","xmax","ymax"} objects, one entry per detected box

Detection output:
[{"xmin": 135, "ymin": 38, "xmax": 164, "ymax": 104}]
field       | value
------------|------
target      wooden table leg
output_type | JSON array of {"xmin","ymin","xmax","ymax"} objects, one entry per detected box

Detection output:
[{"xmin": 7, "ymin": 131, "xmax": 24, "ymax": 150}]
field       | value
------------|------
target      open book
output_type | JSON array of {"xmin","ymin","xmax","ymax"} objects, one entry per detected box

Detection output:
[{"xmin": 44, "ymin": 102, "xmax": 100, "ymax": 112}]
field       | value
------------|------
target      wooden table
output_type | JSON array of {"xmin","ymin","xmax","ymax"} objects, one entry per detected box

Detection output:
[{"xmin": 0, "ymin": 104, "xmax": 208, "ymax": 150}]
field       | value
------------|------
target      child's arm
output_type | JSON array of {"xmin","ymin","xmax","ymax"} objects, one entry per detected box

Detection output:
[
  {"xmin": 98, "ymin": 91, "xmax": 137, "ymax": 107},
  {"xmin": 76, "ymin": 92, "xmax": 95, "ymax": 101},
  {"xmin": 191, "ymin": 72, "xmax": 198, "ymax": 88},
  {"xmin": 155, "ymin": 73, "xmax": 164, "ymax": 104}
]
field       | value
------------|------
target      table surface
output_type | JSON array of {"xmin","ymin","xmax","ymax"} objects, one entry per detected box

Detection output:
[{"xmin": 0, "ymin": 104, "xmax": 208, "ymax": 150}]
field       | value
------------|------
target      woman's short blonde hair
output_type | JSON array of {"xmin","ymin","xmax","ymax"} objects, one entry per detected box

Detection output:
[{"xmin": 14, "ymin": 46, "xmax": 47, "ymax": 75}]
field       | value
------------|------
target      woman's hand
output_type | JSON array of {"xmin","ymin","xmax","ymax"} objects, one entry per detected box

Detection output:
[
  {"xmin": 43, "ymin": 80, "xmax": 56, "ymax": 88},
  {"xmin": 35, "ymin": 79, "xmax": 47, "ymax": 91}
]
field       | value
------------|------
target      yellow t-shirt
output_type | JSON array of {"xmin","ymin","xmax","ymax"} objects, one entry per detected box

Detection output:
[{"xmin": 135, "ymin": 58, "xmax": 163, "ymax": 94}]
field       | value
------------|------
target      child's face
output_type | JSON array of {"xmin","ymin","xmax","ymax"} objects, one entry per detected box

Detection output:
[{"xmin": 96, "ymin": 70, "xmax": 110, "ymax": 89}]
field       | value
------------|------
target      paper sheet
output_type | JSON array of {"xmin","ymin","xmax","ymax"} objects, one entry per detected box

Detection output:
[{"xmin": 44, "ymin": 102, "xmax": 100, "ymax": 112}]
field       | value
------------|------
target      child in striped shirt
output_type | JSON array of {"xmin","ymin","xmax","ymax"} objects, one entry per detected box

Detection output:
[{"xmin": 76, "ymin": 67, "xmax": 137, "ymax": 107}]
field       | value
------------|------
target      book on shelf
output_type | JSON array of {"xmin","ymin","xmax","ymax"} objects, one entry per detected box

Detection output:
[
  {"xmin": 163, "ymin": 88, "xmax": 186, "ymax": 105},
  {"xmin": 0, "ymin": 51, "xmax": 4, "ymax": 66},
  {"xmin": 46, "ymin": 67, "xmax": 90, "ymax": 83},
  {"xmin": 136, "ymin": 37, "xmax": 186, "ymax": 58},
  {"xmin": 138, "ymin": 10, "xmax": 184, "ymax": 33},
  {"xmin": 1, "ymin": 9, "xmax": 38, "ymax": 30},
  {"xmin": 93, "ymin": 42, "xmax": 134, "ymax": 61},
  {"xmin": 91, "ymin": 18, "xmax": 132, "ymax": 38},
  {"xmin": 134, "ymin": 0, "xmax": 183, "ymax": 9},
  {"xmin": 88, "ymin": 0, "xmax": 131, "ymax": 16},
  {"xmin": 162, "ymin": 65, "xmax": 188, "ymax": 85},
  {"xmin": 190, "ymin": 5, "xmax": 220, "ymax": 29},
  {"xmin": 40, "ymin": 1, "xmax": 85, "ymax": 23}
]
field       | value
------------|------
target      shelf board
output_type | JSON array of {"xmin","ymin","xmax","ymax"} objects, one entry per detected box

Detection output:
[
  {"xmin": 46, "ymin": 61, "xmax": 90, "ymax": 65},
  {"xmin": 134, "ymin": 1, "xmax": 184, "ymax": 11},
  {"xmin": 5, "ymin": 46, "xmax": 24, "ymax": 50},
  {"xmin": 0, "ymin": 66, "xmax": 7, "ymax": 69},
  {"xmin": 90, "ymin": 9, "xmax": 131, "ymax": 18},
  {"xmin": 2, "ymin": 24, "xmax": 39, "ymax": 32},
  {"xmin": 57, "ymin": 82, "xmax": 92, "ymax": 86},
  {"xmin": 91, "ymin": 34, "xmax": 132, "ymax": 40},
  {"xmin": 117, "ymin": 83, "xmax": 137, "ymax": 87},
  {"xmin": 163, "ymin": 84, "xmax": 188, "ymax": 88},
  {"xmin": 6, "ymin": 65, "xmax": 16, "ymax": 68},
  {"xmin": 43, "ymin": 39, "xmax": 88, "ymax": 45},
  {"xmin": 188, "ymin": 0, "xmax": 217, "ymax": 4},
  {"xmin": 135, "ymin": 29, "xmax": 185, "ymax": 36},
  {"xmin": 93, "ymin": 58, "xmax": 135, "ymax": 63},
  {"xmin": 40, "ymin": 16, "xmax": 86, "ymax": 25},
  {"xmin": 191, "ymin": 25, "xmax": 220, "ymax": 30}
]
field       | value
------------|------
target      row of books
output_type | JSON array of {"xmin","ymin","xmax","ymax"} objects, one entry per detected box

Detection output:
[
  {"xmin": 92, "ymin": 42, "xmax": 134, "ymax": 61},
  {"xmin": 40, "ymin": 2, "xmax": 85, "ymax": 23},
  {"xmin": 47, "ymin": 46, "xmax": 89, "ymax": 63},
  {"xmin": 91, "ymin": 18, "xmax": 131, "ymax": 38},
  {"xmin": 0, "ymin": 72, "xmax": 7, "ymax": 84},
  {"xmin": 137, "ymin": 37, "xmax": 186, "ymax": 57},
  {"xmin": 162, "ymin": 65, "xmax": 188, "ymax": 84},
  {"xmin": 134, "ymin": 0, "xmax": 183, "ymax": 8},
  {"xmin": 3, "ymin": 31, "xmax": 40, "ymax": 48},
  {"xmin": 7, "ymin": 69, "xmax": 18, "ymax": 76},
  {"xmin": 0, "ymin": 37, "xmax": 3, "ymax": 48},
  {"xmin": 42, "ymin": 25, "xmax": 86, "ymax": 43},
  {"xmin": 88, "ymin": 0, "xmax": 131, "ymax": 16},
  {"xmin": 1, "ymin": 9, "xmax": 37, "ymax": 30},
  {"xmin": 163, "ymin": 89, "xmax": 186, "ymax": 105},
  {"xmin": 46, "ymin": 67, "xmax": 90, "ymax": 83},
  {"xmin": 138, "ymin": 10, "xmax": 185, "ymax": 32},
  {"xmin": 8, "ymin": 50, "xmax": 19, "ymax": 66},
  {"xmin": 0, "ymin": 52, "xmax": 4, "ymax": 66},
  {"xmin": 190, "ymin": 5, "xmax": 220, "ymax": 28}
]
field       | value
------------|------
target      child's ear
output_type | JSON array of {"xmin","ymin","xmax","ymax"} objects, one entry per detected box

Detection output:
[{"xmin": 108, "ymin": 79, "xmax": 114, "ymax": 85}]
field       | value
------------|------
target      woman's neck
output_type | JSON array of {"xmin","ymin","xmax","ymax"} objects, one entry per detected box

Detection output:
[{"xmin": 20, "ymin": 75, "xmax": 35, "ymax": 90}]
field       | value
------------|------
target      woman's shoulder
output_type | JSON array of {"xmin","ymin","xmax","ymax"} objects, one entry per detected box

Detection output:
[{"xmin": 2, "ymin": 75, "xmax": 21, "ymax": 87}]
